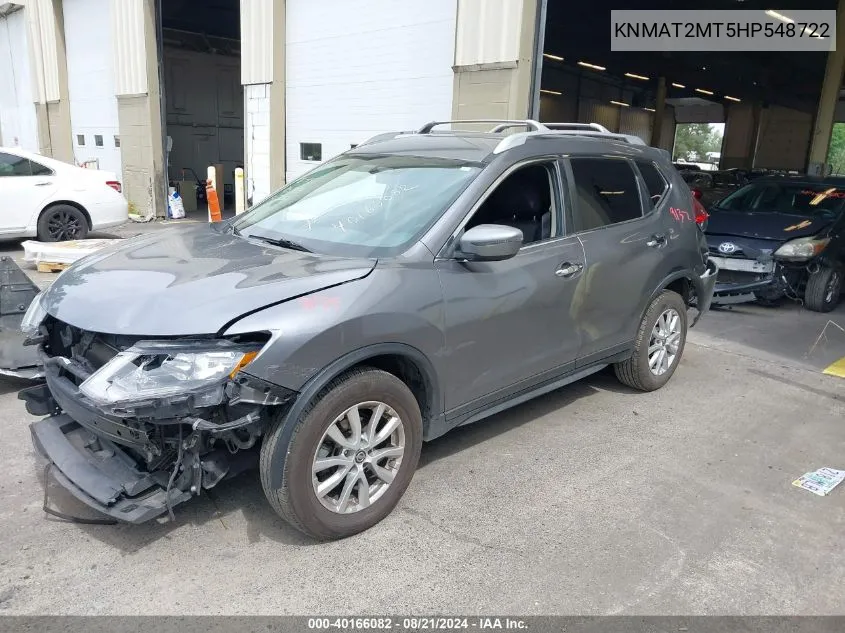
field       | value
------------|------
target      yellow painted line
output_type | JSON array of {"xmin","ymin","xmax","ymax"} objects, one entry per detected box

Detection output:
[{"xmin": 822, "ymin": 356, "xmax": 845, "ymax": 378}]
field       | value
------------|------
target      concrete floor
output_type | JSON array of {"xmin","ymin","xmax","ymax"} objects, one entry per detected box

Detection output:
[{"xmin": 0, "ymin": 225, "xmax": 843, "ymax": 615}]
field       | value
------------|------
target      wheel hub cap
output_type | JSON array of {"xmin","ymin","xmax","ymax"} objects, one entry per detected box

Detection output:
[
  {"xmin": 648, "ymin": 308, "xmax": 682, "ymax": 376},
  {"xmin": 312, "ymin": 401, "xmax": 406, "ymax": 515}
]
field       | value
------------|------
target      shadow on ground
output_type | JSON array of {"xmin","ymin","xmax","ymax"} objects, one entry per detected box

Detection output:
[{"xmin": 34, "ymin": 368, "xmax": 634, "ymax": 553}]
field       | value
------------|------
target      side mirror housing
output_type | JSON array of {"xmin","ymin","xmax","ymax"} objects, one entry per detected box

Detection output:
[{"xmin": 457, "ymin": 224, "xmax": 523, "ymax": 262}]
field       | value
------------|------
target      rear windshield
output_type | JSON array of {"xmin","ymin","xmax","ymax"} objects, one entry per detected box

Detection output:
[
  {"xmin": 231, "ymin": 154, "xmax": 482, "ymax": 258},
  {"xmin": 716, "ymin": 182, "xmax": 845, "ymax": 218}
]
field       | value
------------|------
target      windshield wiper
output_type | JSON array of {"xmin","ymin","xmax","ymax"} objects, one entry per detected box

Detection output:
[{"xmin": 248, "ymin": 234, "xmax": 312, "ymax": 252}]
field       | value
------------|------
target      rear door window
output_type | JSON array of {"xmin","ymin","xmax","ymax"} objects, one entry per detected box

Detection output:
[
  {"xmin": 0, "ymin": 152, "xmax": 33, "ymax": 177},
  {"xmin": 569, "ymin": 157, "xmax": 644, "ymax": 232},
  {"xmin": 635, "ymin": 160, "xmax": 669, "ymax": 208}
]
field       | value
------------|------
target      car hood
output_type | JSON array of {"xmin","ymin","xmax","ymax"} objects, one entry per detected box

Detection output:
[
  {"xmin": 705, "ymin": 210, "xmax": 832, "ymax": 242},
  {"xmin": 41, "ymin": 224, "xmax": 376, "ymax": 336}
]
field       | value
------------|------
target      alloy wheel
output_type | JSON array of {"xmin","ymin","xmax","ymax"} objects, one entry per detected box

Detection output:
[
  {"xmin": 648, "ymin": 308, "xmax": 682, "ymax": 376},
  {"xmin": 47, "ymin": 210, "xmax": 82, "ymax": 241},
  {"xmin": 312, "ymin": 401, "xmax": 406, "ymax": 514}
]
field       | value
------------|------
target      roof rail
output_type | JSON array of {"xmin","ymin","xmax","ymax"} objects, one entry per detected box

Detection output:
[
  {"xmin": 493, "ymin": 129, "xmax": 648, "ymax": 154},
  {"xmin": 542, "ymin": 122, "xmax": 612, "ymax": 133},
  {"xmin": 417, "ymin": 119, "xmax": 546, "ymax": 134}
]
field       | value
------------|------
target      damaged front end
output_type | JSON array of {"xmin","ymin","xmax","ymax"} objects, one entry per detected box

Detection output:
[{"xmin": 21, "ymin": 315, "xmax": 296, "ymax": 523}]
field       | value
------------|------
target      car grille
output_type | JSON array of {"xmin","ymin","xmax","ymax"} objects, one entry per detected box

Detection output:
[{"xmin": 716, "ymin": 269, "xmax": 769, "ymax": 285}]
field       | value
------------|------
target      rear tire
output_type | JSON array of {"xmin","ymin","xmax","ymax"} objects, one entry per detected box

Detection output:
[
  {"xmin": 260, "ymin": 367, "xmax": 422, "ymax": 540},
  {"xmin": 804, "ymin": 267, "xmax": 842, "ymax": 313},
  {"xmin": 37, "ymin": 204, "xmax": 89, "ymax": 242},
  {"xmin": 614, "ymin": 290, "xmax": 687, "ymax": 392}
]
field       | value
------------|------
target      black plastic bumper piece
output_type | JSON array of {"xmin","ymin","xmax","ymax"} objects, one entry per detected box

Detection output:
[{"xmin": 30, "ymin": 415, "xmax": 190, "ymax": 524}]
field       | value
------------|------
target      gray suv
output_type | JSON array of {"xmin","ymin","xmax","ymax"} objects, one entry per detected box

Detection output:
[{"xmin": 20, "ymin": 120, "xmax": 717, "ymax": 539}]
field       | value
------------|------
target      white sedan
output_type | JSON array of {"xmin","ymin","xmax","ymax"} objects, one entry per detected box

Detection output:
[{"xmin": 0, "ymin": 147, "xmax": 128, "ymax": 242}]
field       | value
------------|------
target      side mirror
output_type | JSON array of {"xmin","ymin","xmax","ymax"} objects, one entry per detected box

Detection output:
[{"xmin": 457, "ymin": 224, "xmax": 523, "ymax": 262}]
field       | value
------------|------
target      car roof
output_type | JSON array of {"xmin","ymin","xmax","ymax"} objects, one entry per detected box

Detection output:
[
  {"xmin": 749, "ymin": 174, "xmax": 845, "ymax": 187},
  {"xmin": 347, "ymin": 121, "xmax": 670, "ymax": 165},
  {"xmin": 0, "ymin": 146, "xmax": 71, "ymax": 171}
]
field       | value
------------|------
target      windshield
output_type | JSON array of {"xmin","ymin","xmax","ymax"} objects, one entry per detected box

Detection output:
[
  {"xmin": 715, "ymin": 182, "xmax": 845, "ymax": 219},
  {"xmin": 231, "ymin": 154, "xmax": 482, "ymax": 257}
]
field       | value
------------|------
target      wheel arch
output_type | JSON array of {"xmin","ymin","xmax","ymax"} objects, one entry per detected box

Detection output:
[
  {"xmin": 261, "ymin": 342, "xmax": 442, "ymax": 490},
  {"xmin": 39, "ymin": 200, "xmax": 93, "ymax": 230}
]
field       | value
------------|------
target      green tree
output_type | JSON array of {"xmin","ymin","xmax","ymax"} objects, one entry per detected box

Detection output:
[
  {"xmin": 827, "ymin": 123, "xmax": 845, "ymax": 174},
  {"xmin": 673, "ymin": 123, "xmax": 723, "ymax": 162}
]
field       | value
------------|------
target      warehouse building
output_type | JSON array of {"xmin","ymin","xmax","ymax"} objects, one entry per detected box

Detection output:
[{"xmin": 1, "ymin": 0, "xmax": 843, "ymax": 218}]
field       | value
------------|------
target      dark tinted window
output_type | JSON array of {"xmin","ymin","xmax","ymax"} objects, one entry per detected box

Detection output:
[
  {"xmin": 570, "ymin": 158, "xmax": 643, "ymax": 232},
  {"xmin": 718, "ymin": 182, "xmax": 845, "ymax": 218},
  {"xmin": 637, "ymin": 160, "xmax": 668, "ymax": 207},
  {"xmin": 0, "ymin": 152, "xmax": 34, "ymax": 177},
  {"xmin": 29, "ymin": 159, "xmax": 53, "ymax": 176}
]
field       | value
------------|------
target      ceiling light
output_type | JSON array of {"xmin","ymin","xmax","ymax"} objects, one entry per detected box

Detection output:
[
  {"xmin": 625, "ymin": 72, "xmax": 649, "ymax": 81},
  {"xmin": 610, "ymin": 100, "xmax": 630, "ymax": 107},
  {"xmin": 543, "ymin": 53, "xmax": 564, "ymax": 62},
  {"xmin": 672, "ymin": 82, "xmax": 686, "ymax": 89},
  {"xmin": 766, "ymin": 9, "xmax": 794, "ymax": 24},
  {"xmin": 578, "ymin": 61, "xmax": 606, "ymax": 71},
  {"xmin": 724, "ymin": 95, "xmax": 741, "ymax": 102},
  {"xmin": 695, "ymin": 88, "xmax": 714, "ymax": 95},
  {"xmin": 644, "ymin": 107, "xmax": 656, "ymax": 112},
  {"xmin": 540, "ymin": 89, "xmax": 562, "ymax": 95}
]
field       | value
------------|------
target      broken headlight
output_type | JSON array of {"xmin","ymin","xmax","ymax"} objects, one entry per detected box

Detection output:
[
  {"xmin": 79, "ymin": 340, "xmax": 261, "ymax": 408},
  {"xmin": 20, "ymin": 290, "xmax": 47, "ymax": 338}
]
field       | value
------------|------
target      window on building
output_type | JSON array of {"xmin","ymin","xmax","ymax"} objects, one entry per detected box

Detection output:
[
  {"xmin": 300, "ymin": 143, "xmax": 322, "ymax": 161},
  {"xmin": 94, "ymin": 135, "xmax": 104, "ymax": 147},
  {"xmin": 77, "ymin": 134, "xmax": 85, "ymax": 146},
  {"xmin": 114, "ymin": 135, "xmax": 121, "ymax": 148},
  {"xmin": 569, "ymin": 158, "xmax": 644, "ymax": 232},
  {"xmin": 635, "ymin": 160, "xmax": 669, "ymax": 209}
]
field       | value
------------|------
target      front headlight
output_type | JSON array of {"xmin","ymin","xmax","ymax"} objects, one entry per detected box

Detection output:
[
  {"xmin": 773, "ymin": 236, "xmax": 830, "ymax": 261},
  {"xmin": 79, "ymin": 340, "xmax": 260, "ymax": 407},
  {"xmin": 20, "ymin": 290, "xmax": 47, "ymax": 337}
]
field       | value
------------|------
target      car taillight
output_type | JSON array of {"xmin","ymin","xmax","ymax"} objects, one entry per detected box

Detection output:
[
  {"xmin": 106, "ymin": 181, "xmax": 122, "ymax": 193},
  {"xmin": 693, "ymin": 197, "xmax": 708, "ymax": 228}
]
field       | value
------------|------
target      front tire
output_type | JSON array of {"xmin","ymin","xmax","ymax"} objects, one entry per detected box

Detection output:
[
  {"xmin": 260, "ymin": 367, "xmax": 422, "ymax": 540},
  {"xmin": 614, "ymin": 290, "xmax": 688, "ymax": 392},
  {"xmin": 37, "ymin": 204, "xmax": 89, "ymax": 242},
  {"xmin": 804, "ymin": 267, "xmax": 842, "ymax": 313}
]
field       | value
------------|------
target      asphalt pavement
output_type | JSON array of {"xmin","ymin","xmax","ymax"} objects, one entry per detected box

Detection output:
[{"xmin": 0, "ymin": 224, "xmax": 843, "ymax": 615}]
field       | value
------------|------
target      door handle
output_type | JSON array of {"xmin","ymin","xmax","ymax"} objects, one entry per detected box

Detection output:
[
  {"xmin": 34, "ymin": 181, "xmax": 51, "ymax": 186},
  {"xmin": 646, "ymin": 234, "xmax": 667, "ymax": 248},
  {"xmin": 555, "ymin": 262, "xmax": 583, "ymax": 278}
]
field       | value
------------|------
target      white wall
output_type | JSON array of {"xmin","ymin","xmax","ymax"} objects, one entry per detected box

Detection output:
[
  {"xmin": 62, "ymin": 0, "xmax": 122, "ymax": 179},
  {"xmin": 285, "ymin": 0, "xmax": 457, "ymax": 181},
  {"xmin": 0, "ymin": 7, "xmax": 39, "ymax": 151},
  {"xmin": 244, "ymin": 83, "xmax": 271, "ymax": 205}
]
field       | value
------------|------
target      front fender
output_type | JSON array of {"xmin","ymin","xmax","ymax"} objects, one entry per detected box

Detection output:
[{"xmin": 223, "ymin": 266, "xmax": 446, "ymax": 406}]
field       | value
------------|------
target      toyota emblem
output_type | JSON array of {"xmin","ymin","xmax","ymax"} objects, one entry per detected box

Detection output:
[{"xmin": 718, "ymin": 242, "xmax": 738, "ymax": 254}]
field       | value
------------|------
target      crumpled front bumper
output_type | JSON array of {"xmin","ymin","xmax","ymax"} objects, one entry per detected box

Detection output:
[{"xmin": 30, "ymin": 414, "xmax": 190, "ymax": 523}]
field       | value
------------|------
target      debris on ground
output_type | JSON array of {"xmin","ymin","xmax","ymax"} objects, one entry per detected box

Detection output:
[
  {"xmin": 21, "ymin": 239, "xmax": 122, "ymax": 272},
  {"xmin": 792, "ymin": 467, "xmax": 845, "ymax": 496}
]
